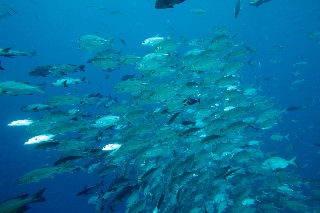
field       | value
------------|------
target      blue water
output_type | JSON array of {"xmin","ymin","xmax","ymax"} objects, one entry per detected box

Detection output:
[{"xmin": 0, "ymin": 0, "xmax": 319, "ymax": 212}]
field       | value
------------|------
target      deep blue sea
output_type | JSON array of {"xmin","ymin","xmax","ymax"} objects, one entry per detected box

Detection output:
[{"xmin": 0, "ymin": 0, "xmax": 319, "ymax": 212}]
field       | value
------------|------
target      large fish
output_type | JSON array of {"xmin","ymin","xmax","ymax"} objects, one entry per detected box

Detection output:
[
  {"xmin": 0, "ymin": 81, "xmax": 45, "ymax": 96},
  {"xmin": 262, "ymin": 156, "xmax": 298, "ymax": 170},
  {"xmin": 155, "ymin": 0, "xmax": 186, "ymax": 9},
  {"xmin": 0, "ymin": 188, "xmax": 46, "ymax": 213}
]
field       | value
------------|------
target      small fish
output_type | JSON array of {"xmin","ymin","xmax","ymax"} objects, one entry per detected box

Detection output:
[
  {"xmin": 76, "ymin": 181, "xmax": 104, "ymax": 196},
  {"xmin": 118, "ymin": 38, "xmax": 126, "ymax": 45},
  {"xmin": 0, "ymin": 47, "xmax": 36, "ymax": 57},
  {"xmin": 107, "ymin": 10, "xmax": 122, "ymax": 15},
  {"xmin": 0, "ymin": 59, "xmax": 4, "ymax": 70},
  {"xmin": 293, "ymin": 61, "xmax": 309, "ymax": 66},
  {"xmin": 191, "ymin": 9, "xmax": 206, "ymax": 15}
]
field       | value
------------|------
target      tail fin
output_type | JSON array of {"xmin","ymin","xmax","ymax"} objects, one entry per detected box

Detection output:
[
  {"xmin": 289, "ymin": 156, "xmax": 298, "ymax": 167},
  {"xmin": 29, "ymin": 51, "xmax": 37, "ymax": 57},
  {"xmin": 31, "ymin": 188, "xmax": 46, "ymax": 203},
  {"xmin": 247, "ymin": 58, "xmax": 254, "ymax": 67},
  {"xmin": 78, "ymin": 65, "xmax": 85, "ymax": 72},
  {"xmin": 37, "ymin": 83, "xmax": 46, "ymax": 94}
]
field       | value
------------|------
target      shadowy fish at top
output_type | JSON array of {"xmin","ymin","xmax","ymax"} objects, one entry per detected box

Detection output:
[{"xmin": 155, "ymin": 0, "xmax": 186, "ymax": 9}]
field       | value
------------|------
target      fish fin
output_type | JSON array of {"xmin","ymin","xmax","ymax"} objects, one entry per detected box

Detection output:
[
  {"xmin": 2, "ymin": 47, "xmax": 12, "ymax": 52},
  {"xmin": 289, "ymin": 156, "xmax": 298, "ymax": 167},
  {"xmin": 62, "ymin": 80, "xmax": 68, "ymax": 87},
  {"xmin": 0, "ymin": 66, "xmax": 4, "ymax": 70},
  {"xmin": 78, "ymin": 65, "xmax": 85, "ymax": 72},
  {"xmin": 30, "ymin": 188, "xmax": 46, "ymax": 203},
  {"xmin": 29, "ymin": 51, "xmax": 37, "ymax": 56},
  {"xmin": 285, "ymin": 134, "xmax": 290, "ymax": 141},
  {"xmin": 37, "ymin": 83, "xmax": 46, "ymax": 94},
  {"xmin": 247, "ymin": 58, "xmax": 254, "ymax": 67},
  {"xmin": 177, "ymin": 0, "xmax": 186, "ymax": 4}
]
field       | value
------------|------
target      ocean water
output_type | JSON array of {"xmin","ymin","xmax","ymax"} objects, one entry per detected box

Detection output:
[{"xmin": 0, "ymin": 0, "xmax": 319, "ymax": 212}]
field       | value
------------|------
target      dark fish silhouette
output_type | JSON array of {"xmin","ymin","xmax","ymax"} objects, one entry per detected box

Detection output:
[
  {"xmin": 118, "ymin": 38, "xmax": 126, "ymax": 45},
  {"xmin": 155, "ymin": 0, "xmax": 186, "ymax": 9},
  {"xmin": 235, "ymin": 0, "xmax": 241, "ymax": 18},
  {"xmin": 249, "ymin": 0, "xmax": 271, "ymax": 7},
  {"xmin": 0, "ymin": 59, "xmax": 4, "ymax": 70},
  {"xmin": 76, "ymin": 181, "xmax": 104, "ymax": 196}
]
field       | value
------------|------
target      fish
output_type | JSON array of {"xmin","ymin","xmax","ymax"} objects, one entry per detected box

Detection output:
[
  {"xmin": 76, "ymin": 181, "xmax": 104, "ymax": 196},
  {"xmin": 52, "ymin": 77, "xmax": 87, "ymax": 87},
  {"xmin": 155, "ymin": 0, "xmax": 186, "ymax": 9},
  {"xmin": 24, "ymin": 134, "xmax": 56, "ymax": 145},
  {"xmin": 49, "ymin": 64, "xmax": 85, "ymax": 77},
  {"xmin": 191, "ymin": 9, "xmax": 206, "ymax": 15},
  {"xmin": 0, "ymin": 188, "xmax": 46, "ymax": 213},
  {"xmin": 235, "ymin": 0, "xmax": 241, "ymax": 18},
  {"xmin": 142, "ymin": 36, "xmax": 166, "ymax": 46},
  {"xmin": 29, "ymin": 65, "xmax": 52, "ymax": 77},
  {"xmin": 262, "ymin": 156, "xmax": 298, "ymax": 170},
  {"xmin": 21, "ymin": 103, "xmax": 57, "ymax": 112},
  {"xmin": 92, "ymin": 115, "xmax": 120, "ymax": 128},
  {"xmin": 0, "ymin": 59, "xmax": 4, "ymax": 70},
  {"xmin": 0, "ymin": 47, "xmax": 36, "ymax": 57},
  {"xmin": 118, "ymin": 38, "xmax": 126, "ymax": 45},
  {"xmin": 107, "ymin": 10, "xmax": 122, "ymax": 15},
  {"xmin": 78, "ymin": 35, "xmax": 113, "ymax": 51},
  {"xmin": 8, "ymin": 119, "xmax": 34, "ymax": 126},
  {"xmin": 102, "ymin": 143, "xmax": 122, "ymax": 151},
  {"xmin": 53, "ymin": 155, "xmax": 83, "ymax": 166},
  {"xmin": 17, "ymin": 165, "xmax": 80, "ymax": 185},
  {"xmin": 182, "ymin": 97, "xmax": 200, "ymax": 106},
  {"xmin": 0, "ymin": 81, "xmax": 45, "ymax": 96},
  {"xmin": 166, "ymin": 112, "xmax": 180, "ymax": 125},
  {"xmin": 249, "ymin": 0, "xmax": 271, "ymax": 7}
]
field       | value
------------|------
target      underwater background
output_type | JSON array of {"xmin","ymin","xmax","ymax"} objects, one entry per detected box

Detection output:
[{"xmin": 0, "ymin": 0, "xmax": 320, "ymax": 212}]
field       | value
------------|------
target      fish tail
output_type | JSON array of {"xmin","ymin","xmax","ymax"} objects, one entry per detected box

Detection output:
[
  {"xmin": 289, "ymin": 155, "xmax": 298, "ymax": 167},
  {"xmin": 0, "ymin": 66, "xmax": 4, "ymax": 70},
  {"xmin": 247, "ymin": 58, "xmax": 254, "ymax": 67},
  {"xmin": 31, "ymin": 188, "xmax": 46, "ymax": 203},
  {"xmin": 78, "ymin": 65, "xmax": 85, "ymax": 72},
  {"xmin": 29, "ymin": 51, "xmax": 37, "ymax": 57},
  {"xmin": 285, "ymin": 134, "xmax": 290, "ymax": 141},
  {"xmin": 37, "ymin": 83, "xmax": 46, "ymax": 94}
]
